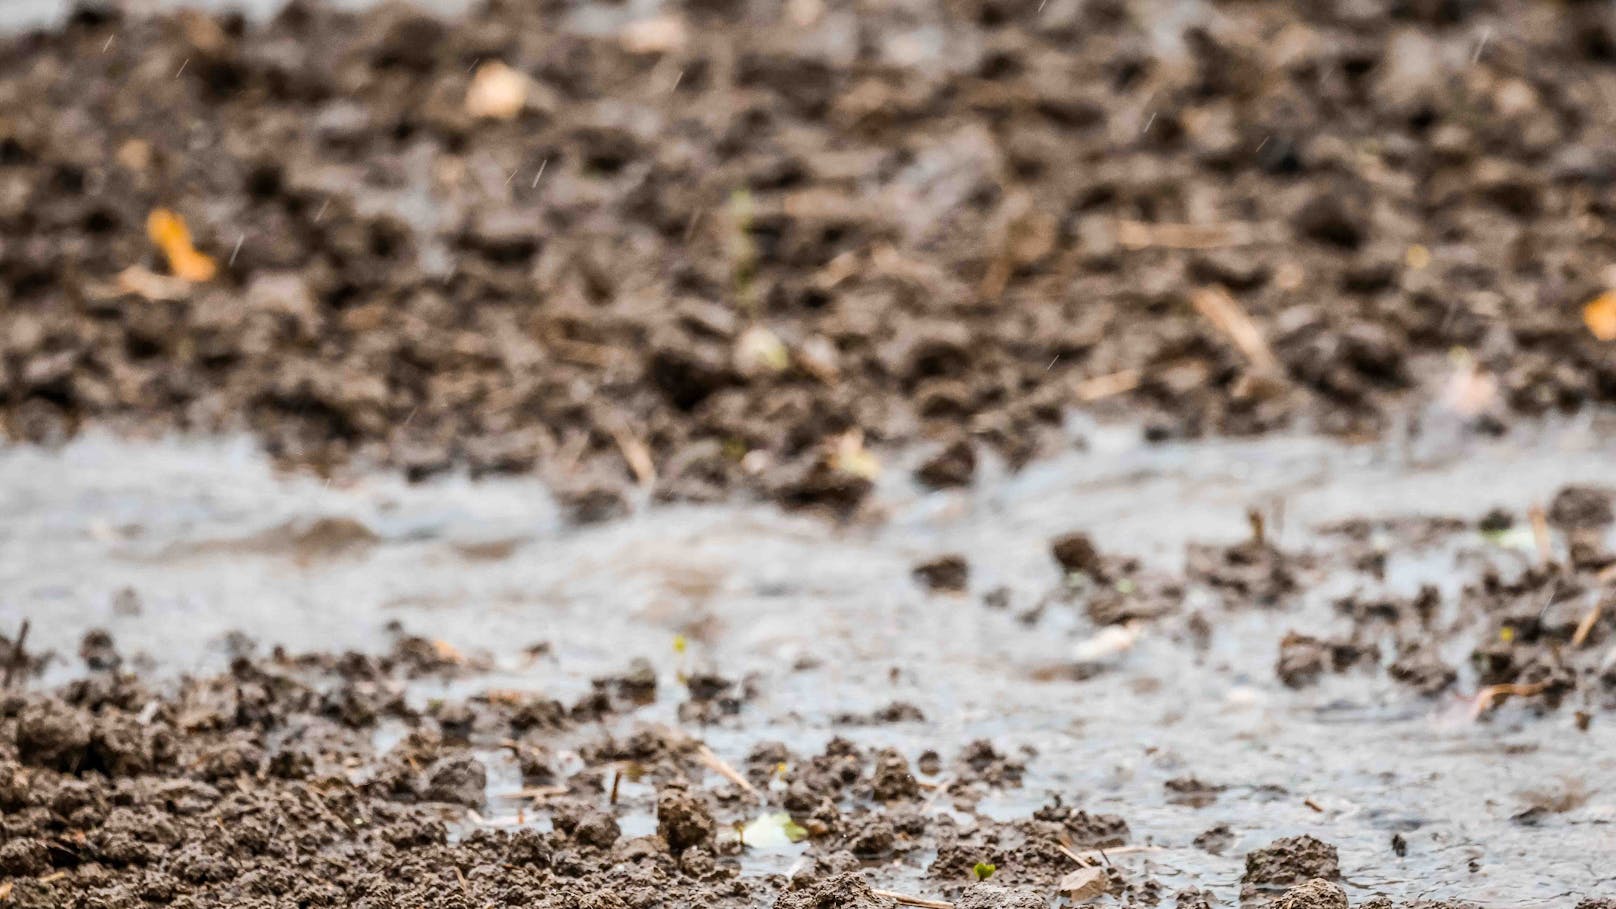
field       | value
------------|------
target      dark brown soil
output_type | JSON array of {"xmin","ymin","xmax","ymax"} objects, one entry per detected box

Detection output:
[
  {"xmin": 1243, "ymin": 834, "xmax": 1340, "ymax": 892},
  {"xmin": 4, "ymin": 0, "xmax": 1616, "ymax": 903},
  {"xmin": 6, "ymin": 0, "xmax": 1616, "ymax": 516},
  {"xmin": 0, "ymin": 630, "xmax": 1491, "ymax": 909},
  {"xmin": 913, "ymin": 554, "xmax": 970, "ymax": 592}
]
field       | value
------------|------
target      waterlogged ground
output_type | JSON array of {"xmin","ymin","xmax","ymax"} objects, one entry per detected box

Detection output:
[
  {"xmin": 4, "ymin": 414, "xmax": 1615, "ymax": 905},
  {"xmin": 8, "ymin": 0, "xmax": 1616, "ymax": 906}
]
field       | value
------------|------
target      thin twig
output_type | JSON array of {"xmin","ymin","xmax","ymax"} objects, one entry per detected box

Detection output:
[
  {"xmin": 919, "ymin": 775, "xmax": 954, "ymax": 813},
  {"xmin": 1074, "ymin": 368, "xmax": 1141, "ymax": 402},
  {"xmin": 1191, "ymin": 285, "xmax": 1281, "ymax": 376},
  {"xmin": 466, "ymin": 810, "xmax": 525, "ymax": 827},
  {"xmin": 1061, "ymin": 843, "xmax": 1163, "ymax": 865},
  {"xmin": 492, "ymin": 785, "xmax": 569, "ymax": 801},
  {"xmin": 3, "ymin": 619, "xmax": 30, "ymax": 688},
  {"xmin": 606, "ymin": 419, "xmax": 656, "ymax": 490},
  {"xmin": 1055, "ymin": 841, "xmax": 1098, "ymax": 867},
  {"xmin": 1115, "ymin": 220, "xmax": 1263, "ymax": 250},
  {"xmin": 1571, "ymin": 601, "xmax": 1603, "ymax": 649},
  {"xmin": 548, "ymin": 338, "xmax": 623, "ymax": 369},
  {"xmin": 873, "ymin": 890, "xmax": 952, "ymax": 909},
  {"xmin": 1471, "ymin": 681, "xmax": 1549, "ymax": 719},
  {"xmin": 695, "ymin": 744, "xmax": 758, "ymax": 798},
  {"xmin": 1528, "ymin": 505, "xmax": 1552, "ymax": 565}
]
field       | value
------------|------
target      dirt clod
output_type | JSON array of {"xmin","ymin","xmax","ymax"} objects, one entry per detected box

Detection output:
[
  {"xmin": 915, "ymin": 440, "xmax": 977, "ymax": 490},
  {"xmin": 1273, "ymin": 879, "xmax": 1348, "ymax": 909},
  {"xmin": 658, "ymin": 784, "xmax": 717, "ymax": 854},
  {"xmin": 913, "ymin": 555, "xmax": 970, "ymax": 593},
  {"xmin": 776, "ymin": 873, "xmax": 896, "ymax": 909},
  {"xmin": 1051, "ymin": 533, "xmax": 1104, "ymax": 577},
  {"xmin": 1243, "ymin": 835, "xmax": 1341, "ymax": 892},
  {"xmin": 957, "ymin": 883, "xmax": 1047, "ymax": 909},
  {"xmin": 1548, "ymin": 485, "xmax": 1615, "ymax": 530}
]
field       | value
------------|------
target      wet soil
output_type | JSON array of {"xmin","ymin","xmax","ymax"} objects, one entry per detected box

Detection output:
[
  {"xmin": 6, "ymin": 0, "xmax": 1616, "ymax": 515},
  {"xmin": 0, "ymin": 627, "xmax": 1540, "ymax": 909},
  {"xmin": 7, "ymin": 0, "xmax": 1616, "ymax": 904},
  {"xmin": 5, "ymin": 424, "xmax": 1616, "ymax": 904}
]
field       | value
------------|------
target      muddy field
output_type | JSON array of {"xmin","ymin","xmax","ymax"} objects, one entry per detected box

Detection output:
[
  {"xmin": 6, "ymin": 0, "xmax": 1616, "ymax": 513},
  {"xmin": 5, "ymin": 0, "xmax": 1616, "ymax": 906},
  {"xmin": 5, "ymin": 422, "xmax": 1616, "ymax": 907}
]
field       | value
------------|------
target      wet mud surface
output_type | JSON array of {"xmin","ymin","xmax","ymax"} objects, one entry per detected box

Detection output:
[
  {"xmin": 7, "ymin": 0, "xmax": 1616, "ymax": 905},
  {"xmin": 6, "ymin": 0, "xmax": 1616, "ymax": 514},
  {"xmin": 5, "ymin": 421, "xmax": 1616, "ymax": 905}
]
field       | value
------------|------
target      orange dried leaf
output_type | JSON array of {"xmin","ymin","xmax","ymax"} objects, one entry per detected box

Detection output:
[
  {"xmin": 431, "ymin": 639, "xmax": 466, "ymax": 664},
  {"xmin": 1584, "ymin": 290, "xmax": 1616, "ymax": 341},
  {"xmin": 146, "ymin": 208, "xmax": 217, "ymax": 282}
]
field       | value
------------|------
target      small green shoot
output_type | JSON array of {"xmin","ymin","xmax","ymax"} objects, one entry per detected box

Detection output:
[
  {"xmin": 725, "ymin": 189, "xmax": 758, "ymax": 316},
  {"xmin": 973, "ymin": 862, "xmax": 997, "ymax": 881},
  {"xmin": 1479, "ymin": 526, "xmax": 1535, "ymax": 552}
]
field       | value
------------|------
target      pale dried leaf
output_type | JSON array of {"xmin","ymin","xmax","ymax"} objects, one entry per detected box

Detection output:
[
  {"xmin": 827, "ymin": 430, "xmax": 880, "ymax": 480},
  {"xmin": 796, "ymin": 335, "xmax": 840, "ymax": 383},
  {"xmin": 1071, "ymin": 624, "xmax": 1138, "ymax": 663},
  {"xmin": 1058, "ymin": 867, "xmax": 1108, "ymax": 901},
  {"xmin": 620, "ymin": 15, "xmax": 688, "ymax": 54},
  {"xmin": 117, "ymin": 265, "xmax": 192, "ymax": 300},
  {"xmin": 735, "ymin": 325, "xmax": 790, "ymax": 376},
  {"xmin": 466, "ymin": 61, "xmax": 529, "ymax": 120}
]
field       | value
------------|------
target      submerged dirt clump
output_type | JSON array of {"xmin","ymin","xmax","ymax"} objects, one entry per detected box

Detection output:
[
  {"xmin": 1187, "ymin": 532, "xmax": 1304, "ymax": 609},
  {"xmin": 1275, "ymin": 632, "xmax": 1372, "ymax": 688},
  {"xmin": 1079, "ymin": 497, "xmax": 1616, "ymax": 717},
  {"xmin": 775, "ymin": 872, "xmax": 896, "ymax": 909},
  {"xmin": 1243, "ymin": 835, "xmax": 1341, "ymax": 895},
  {"xmin": 1547, "ymin": 485, "xmax": 1615, "ymax": 531},
  {"xmin": 1274, "ymin": 879, "xmax": 1350, "ymax": 909},
  {"xmin": 956, "ymin": 883, "xmax": 1046, "ymax": 909},
  {"xmin": 1050, "ymin": 532, "xmax": 1106, "ymax": 579},
  {"xmin": 913, "ymin": 554, "xmax": 970, "ymax": 593},
  {"xmin": 8, "ymin": 0, "xmax": 1616, "ymax": 512}
]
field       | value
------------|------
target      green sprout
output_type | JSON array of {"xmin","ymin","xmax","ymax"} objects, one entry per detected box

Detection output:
[{"xmin": 725, "ymin": 189, "xmax": 758, "ymax": 316}]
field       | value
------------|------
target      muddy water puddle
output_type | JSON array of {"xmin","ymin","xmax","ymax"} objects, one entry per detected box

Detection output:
[{"xmin": 3, "ymin": 417, "xmax": 1616, "ymax": 903}]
